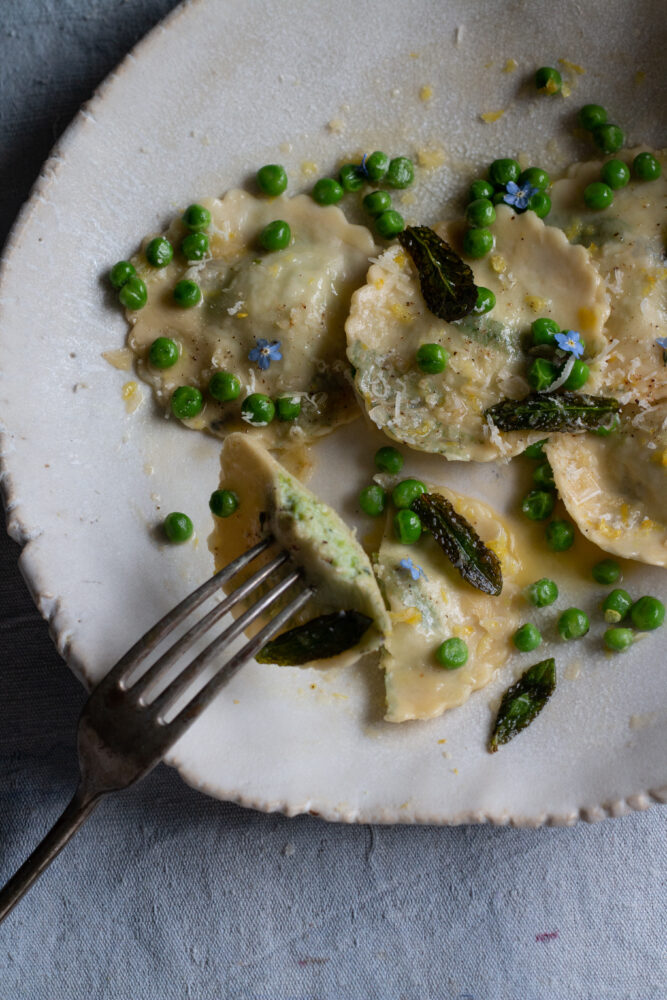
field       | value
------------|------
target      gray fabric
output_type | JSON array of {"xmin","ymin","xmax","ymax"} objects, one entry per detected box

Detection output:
[{"xmin": 1, "ymin": 3, "xmax": 665, "ymax": 997}]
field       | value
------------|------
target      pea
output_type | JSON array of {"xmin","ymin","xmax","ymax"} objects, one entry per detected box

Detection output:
[
  {"xmin": 592, "ymin": 559, "xmax": 621, "ymax": 585},
  {"xmin": 492, "ymin": 191, "xmax": 506, "ymax": 205},
  {"xmin": 275, "ymin": 394, "xmax": 301, "ymax": 421},
  {"xmin": 474, "ymin": 286, "xmax": 496, "ymax": 314},
  {"xmin": 259, "ymin": 219, "xmax": 291, "ymax": 251},
  {"xmin": 466, "ymin": 198, "xmax": 496, "ymax": 228},
  {"xmin": 469, "ymin": 179, "xmax": 495, "ymax": 201},
  {"xmin": 209, "ymin": 489, "xmax": 239, "ymax": 518},
  {"xmin": 578, "ymin": 104, "xmax": 607, "ymax": 130},
  {"xmin": 527, "ymin": 358, "xmax": 558, "ymax": 391},
  {"xmin": 584, "ymin": 181, "xmax": 614, "ymax": 211},
  {"xmin": 630, "ymin": 596, "xmax": 665, "ymax": 631},
  {"xmin": 592, "ymin": 123, "xmax": 624, "ymax": 155},
  {"xmin": 416, "ymin": 343, "xmax": 449, "ymax": 374},
  {"xmin": 256, "ymin": 164, "xmax": 288, "ymax": 197},
  {"xmin": 531, "ymin": 317, "xmax": 560, "ymax": 347},
  {"xmin": 521, "ymin": 489, "xmax": 555, "ymax": 521},
  {"xmin": 558, "ymin": 607, "xmax": 590, "ymax": 640},
  {"xmin": 602, "ymin": 589, "xmax": 632, "ymax": 624},
  {"xmin": 592, "ymin": 412, "xmax": 621, "ymax": 437},
  {"xmin": 118, "ymin": 275, "xmax": 147, "ymax": 310},
  {"xmin": 562, "ymin": 359, "xmax": 590, "ymax": 391},
  {"xmin": 109, "ymin": 260, "xmax": 136, "ymax": 289},
  {"xmin": 363, "ymin": 190, "xmax": 392, "ymax": 217},
  {"xmin": 603, "ymin": 627, "xmax": 634, "ymax": 653},
  {"xmin": 374, "ymin": 446, "xmax": 404, "ymax": 475},
  {"xmin": 463, "ymin": 227, "xmax": 494, "ymax": 258},
  {"xmin": 181, "ymin": 203, "xmax": 211, "ymax": 232},
  {"xmin": 241, "ymin": 393, "xmax": 275, "ymax": 426},
  {"xmin": 339, "ymin": 163, "xmax": 364, "ymax": 192},
  {"xmin": 632, "ymin": 152, "xmax": 662, "ymax": 181},
  {"xmin": 171, "ymin": 385, "xmax": 203, "ymax": 420},
  {"xmin": 145, "ymin": 236, "xmax": 173, "ymax": 268},
  {"xmin": 393, "ymin": 509, "xmax": 422, "ymax": 545},
  {"xmin": 392, "ymin": 478, "xmax": 427, "ymax": 509},
  {"xmin": 359, "ymin": 483, "xmax": 387, "ymax": 517},
  {"xmin": 163, "ymin": 511, "xmax": 193, "ymax": 544},
  {"xmin": 528, "ymin": 191, "xmax": 551, "ymax": 218},
  {"xmin": 523, "ymin": 439, "xmax": 548, "ymax": 460},
  {"xmin": 364, "ymin": 151, "xmax": 390, "ymax": 181},
  {"xmin": 546, "ymin": 519, "xmax": 575, "ymax": 552},
  {"xmin": 525, "ymin": 578, "xmax": 559, "ymax": 607},
  {"xmin": 312, "ymin": 178, "xmax": 344, "ymax": 205},
  {"xmin": 534, "ymin": 66, "xmax": 562, "ymax": 95},
  {"xmin": 386, "ymin": 156, "xmax": 415, "ymax": 189},
  {"xmin": 519, "ymin": 167, "xmax": 550, "ymax": 191},
  {"xmin": 533, "ymin": 461, "xmax": 555, "ymax": 489},
  {"xmin": 600, "ymin": 159, "xmax": 630, "ymax": 190},
  {"xmin": 181, "ymin": 232, "xmax": 209, "ymax": 261},
  {"xmin": 375, "ymin": 210, "xmax": 405, "ymax": 238},
  {"xmin": 148, "ymin": 336, "xmax": 179, "ymax": 369},
  {"xmin": 489, "ymin": 158, "xmax": 521, "ymax": 187},
  {"xmin": 513, "ymin": 623, "xmax": 542, "ymax": 652},
  {"xmin": 209, "ymin": 371, "xmax": 241, "ymax": 402},
  {"xmin": 173, "ymin": 279, "xmax": 202, "ymax": 308},
  {"xmin": 435, "ymin": 637, "xmax": 469, "ymax": 669}
]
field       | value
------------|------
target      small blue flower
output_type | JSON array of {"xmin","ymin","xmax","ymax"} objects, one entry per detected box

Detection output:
[
  {"xmin": 360, "ymin": 153, "xmax": 369, "ymax": 178},
  {"xmin": 248, "ymin": 338, "xmax": 282, "ymax": 370},
  {"xmin": 398, "ymin": 557, "xmax": 426, "ymax": 582},
  {"xmin": 503, "ymin": 180, "xmax": 538, "ymax": 211},
  {"xmin": 657, "ymin": 337, "xmax": 667, "ymax": 364},
  {"xmin": 554, "ymin": 330, "xmax": 584, "ymax": 358}
]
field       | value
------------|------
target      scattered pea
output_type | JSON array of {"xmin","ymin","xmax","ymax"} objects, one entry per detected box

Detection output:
[
  {"xmin": 600, "ymin": 159, "xmax": 630, "ymax": 190},
  {"xmin": 359, "ymin": 483, "xmax": 387, "ymax": 517},
  {"xmin": 173, "ymin": 279, "xmax": 202, "ymax": 308},
  {"xmin": 523, "ymin": 439, "xmax": 548, "ymax": 460},
  {"xmin": 630, "ymin": 596, "xmax": 665, "ymax": 631},
  {"xmin": 534, "ymin": 66, "xmax": 562, "ymax": 95},
  {"xmin": 527, "ymin": 358, "xmax": 558, "ymax": 391},
  {"xmin": 533, "ymin": 461, "xmax": 555, "ymax": 489},
  {"xmin": 109, "ymin": 260, "xmax": 136, "ymax": 288},
  {"xmin": 312, "ymin": 178, "xmax": 344, "ymax": 205},
  {"xmin": 118, "ymin": 275, "xmax": 147, "ymax": 310},
  {"xmin": 374, "ymin": 446, "xmax": 404, "ymax": 475},
  {"xmin": 435, "ymin": 637, "xmax": 469, "ymax": 669},
  {"xmin": 469, "ymin": 179, "xmax": 495, "ymax": 201},
  {"xmin": 364, "ymin": 151, "xmax": 390, "ymax": 181},
  {"xmin": 632, "ymin": 151, "xmax": 662, "ymax": 181},
  {"xmin": 492, "ymin": 191, "xmax": 506, "ymax": 205},
  {"xmin": 170, "ymin": 385, "xmax": 203, "ymax": 420},
  {"xmin": 465, "ymin": 198, "xmax": 496, "ymax": 228},
  {"xmin": 256, "ymin": 164, "xmax": 288, "ymax": 197},
  {"xmin": 259, "ymin": 219, "xmax": 291, "ymax": 251},
  {"xmin": 546, "ymin": 519, "xmax": 575, "ymax": 552},
  {"xmin": 603, "ymin": 627, "xmax": 634, "ymax": 652},
  {"xmin": 209, "ymin": 371, "xmax": 241, "ymax": 402},
  {"xmin": 375, "ymin": 209, "xmax": 405, "ymax": 238},
  {"xmin": 519, "ymin": 167, "xmax": 550, "ymax": 191},
  {"xmin": 584, "ymin": 181, "xmax": 614, "ymax": 211},
  {"xmin": 241, "ymin": 393, "xmax": 275, "ymax": 426},
  {"xmin": 528, "ymin": 191, "xmax": 551, "ymax": 218},
  {"xmin": 592, "ymin": 558, "xmax": 621, "ymax": 585},
  {"xmin": 525, "ymin": 578, "xmax": 559, "ymax": 607},
  {"xmin": 489, "ymin": 158, "xmax": 521, "ymax": 187},
  {"xmin": 578, "ymin": 103, "xmax": 608, "ymax": 130},
  {"xmin": 148, "ymin": 336, "xmax": 179, "ymax": 369},
  {"xmin": 531, "ymin": 317, "xmax": 560, "ymax": 347},
  {"xmin": 393, "ymin": 509, "xmax": 422, "ymax": 545},
  {"xmin": 520, "ymin": 490, "xmax": 556, "ymax": 521},
  {"xmin": 145, "ymin": 236, "xmax": 173, "ymax": 268},
  {"xmin": 339, "ymin": 163, "xmax": 364, "ymax": 192},
  {"xmin": 462, "ymin": 227, "xmax": 494, "ymax": 258},
  {"xmin": 386, "ymin": 156, "xmax": 414, "ymax": 189},
  {"xmin": 416, "ymin": 343, "xmax": 449, "ymax": 374},
  {"xmin": 602, "ymin": 588, "xmax": 632, "ymax": 624},
  {"xmin": 181, "ymin": 232, "xmax": 209, "ymax": 261},
  {"xmin": 592, "ymin": 412, "xmax": 621, "ymax": 437},
  {"xmin": 592, "ymin": 123, "xmax": 624, "ymax": 155},
  {"xmin": 474, "ymin": 286, "xmax": 496, "ymax": 314},
  {"xmin": 275, "ymin": 394, "xmax": 302, "ymax": 421},
  {"xmin": 363, "ymin": 190, "xmax": 392, "ymax": 216},
  {"xmin": 513, "ymin": 623, "xmax": 542, "ymax": 652},
  {"xmin": 558, "ymin": 607, "xmax": 590, "ymax": 640},
  {"xmin": 209, "ymin": 489, "xmax": 239, "ymax": 518},
  {"xmin": 392, "ymin": 478, "xmax": 427, "ymax": 509},
  {"xmin": 181, "ymin": 203, "xmax": 211, "ymax": 232},
  {"xmin": 163, "ymin": 511, "xmax": 193, "ymax": 544},
  {"xmin": 562, "ymin": 359, "xmax": 590, "ymax": 391}
]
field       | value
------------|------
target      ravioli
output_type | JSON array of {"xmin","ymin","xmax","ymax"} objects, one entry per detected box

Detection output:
[
  {"xmin": 209, "ymin": 433, "xmax": 391, "ymax": 668},
  {"xmin": 346, "ymin": 206, "xmax": 609, "ymax": 461},
  {"xmin": 127, "ymin": 190, "xmax": 376, "ymax": 449},
  {"xmin": 374, "ymin": 485, "xmax": 523, "ymax": 722}
]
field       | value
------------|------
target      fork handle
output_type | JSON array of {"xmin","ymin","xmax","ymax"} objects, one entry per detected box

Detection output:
[{"xmin": 0, "ymin": 784, "xmax": 103, "ymax": 923}]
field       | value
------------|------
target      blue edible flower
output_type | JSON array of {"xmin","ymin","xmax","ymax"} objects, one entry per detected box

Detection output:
[
  {"xmin": 248, "ymin": 338, "xmax": 282, "ymax": 370},
  {"xmin": 503, "ymin": 180, "xmax": 538, "ymax": 211},
  {"xmin": 657, "ymin": 336, "xmax": 667, "ymax": 364},
  {"xmin": 398, "ymin": 557, "xmax": 426, "ymax": 582},
  {"xmin": 554, "ymin": 330, "xmax": 584, "ymax": 358}
]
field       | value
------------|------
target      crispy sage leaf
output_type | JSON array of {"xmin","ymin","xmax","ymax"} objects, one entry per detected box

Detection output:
[
  {"xmin": 488, "ymin": 658, "xmax": 556, "ymax": 753},
  {"xmin": 410, "ymin": 492, "xmax": 503, "ymax": 596},
  {"xmin": 397, "ymin": 225, "xmax": 477, "ymax": 322},
  {"xmin": 256, "ymin": 610, "xmax": 373, "ymax": 665},
  {"xmin": 484, "ymin": 391, "xmax": 620, "ymax": 432}
]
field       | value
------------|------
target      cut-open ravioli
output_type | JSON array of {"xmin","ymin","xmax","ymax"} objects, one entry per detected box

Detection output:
[
  {"xmin": 209, "ymin": 433, "xmax": 391, "ymax": 668},
  {"xmin": 346, "ymin": 205, "xmax": 609, "ymax": 461},
  {"xmin": 127, "ymin": 190, "xmax": 376, "ymax": 449},
  {"xmin": 374, "ymin": 485, "xmax": 522, "ymax": 722}
]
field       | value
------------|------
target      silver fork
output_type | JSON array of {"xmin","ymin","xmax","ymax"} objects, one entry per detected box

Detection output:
[{"xmin": 0, "ymin": 536, "xmax": 313, "ymax": 923}]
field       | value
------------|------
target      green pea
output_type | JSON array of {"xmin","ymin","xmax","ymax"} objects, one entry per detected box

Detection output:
[
  {"xmin": 600, "ymin": 159, "xmax": 630, "ymax": 190},
  {"xmin": 578, "ymin": 104, "xmax": 607, "ymax": 130},
  {"xmin": 359, "ymin": 483, "xmax": 387, "ymax": 517},
  {"xmin": 533, "ymin": 461, "xmax": 555, "ymax": 489},
  {"xmin": 534, "ymin": 66, "xmax": 562, "ymax": 95},
  {"xmin": 463, "ymin": 227, "xmax": 494, "ymax": 258},
  {"xmin": 241, "ymin": 393, "xmax": 275, "ymax": 426},
  {"xmin": 145, "ymin": 236, "xmax": 173, "ymax": 268},
  {"xmin": 259, "ymin": 219, "xmax": 291, "ymax": 251},
  {"xmin": 275, "ymin": 394, "xmax": 301, "ymax": 421},
  {"xmin": 562, "ymin": 359, "xmax": 590, "ymax": 391},
  {"xmin": 375, "ymin": 210, "xmax": 405, "ymax": 238},
  {"xmin": 209, "ymin": 489, "xmax": 239, "ymax": 518},
  {"xmin": 602, "ymin": 588, "xmax": 632, "ymax": 624},
  {"xmin": 632, "ymin": 152, "xmax": 662, "ymax": 181},
  {"xmin": 492, "ymin": 190, "xmax": 506, "ymax": 205},
  {"xmin": 592, "ymin": 412, "xmax": 621, "ymax": 437},
  {"xmin": 363, "ymin": 190, "xmax": 392, "ymax": 217},
  {"xmin": 312, "ymin": 178, "xmax": 344, "ymax": 205},
  {"xmin": 209, "ymin": 371, "xmax": 241, "ymax": 402},
  {"xmin": 603, "ymin": 627, "xmax": 634, "ymax": 652},
  {"xmin": 531, "ymin": 317, "xmax": 560, "ymax": 347},
  {"xmin": 148, "ymin": 336, "xmax": 179, "ymax": 369},
  {"xmin": 630, "ymin": 596, "xmax": 665, "ymax": 631},
  {"xmin": 374, "ymin": 446, "xmax": 404, "ymax": 475},
  {"xmin": 435, "ymin": 637, "xmax": 469, "ymax": 669},
  {"xmin": 256, "ymin": 164, "xmax": 288, "ymax": 197},
  {"xmin": 163, "ymin": 511, "xmax": 193, "ymax": 544},
  {"xmin": 173, "ymin": 279, "xmax": 202, "ymax": 308},
  {"xmin": 527, "ymin": 358, "xmax": 558, "ymax": 391},
  {"xmin": 513, "ymin": 623, "xmax": 542, "ymax": 652},
  {"xmin": 171, "ymin": 385, "xmax": 203, "ymax": 420},
  {"xmin": 592, "ymin": 123, "xmax": 624, "ymax": 155},
  {"xmin": 181, "ymin": 203, "xmax": 211, "ymax": 232},
  {"xmin": 558, "ymin": 607, "xmax": 590, "ymax": 640},
  {"xmin": 393, "ymin": 509, "xmax": 422, "ymax": 545},
  {"xmin": 474, "ymin": 286, "xmax": 496, "ymax": 314},
  {"xmin": 392, "ymin": 478, "xmax": 427, "ymax": 509},
  {"xmin": 364, "ymin": 151, "xmax": 390, "ymax": 181},
  {"xmin": 523, "ymin": 439, "xmax": 548, "ymax": 460},
  {"xmin": 465, "ymin": 198, "xmax": 496, "ymax": 228},
  {"xmin": 584, "ymin": 181, "xmax": 614, "ymax": 211},
  {"xmin": 489, "ymin": 158, "xmax": 521, "ymax": 187},
  {"xmin": 109, "ymin": 260, "xmax": 136, "ymax": 289},
  {"xmin": 528, "ymin": 191, "xmax": 551, "ymax": 218},
  {"xmin": 181, "ymin": 232, "xmax": 209, "ymax": 260},
  {"xmin": 416, "ymin": 343, "xmax": 448, "ymax": 374},
  {"xmin": 339, "ymin": 163, "xmax": 364, "ymax": 192},
  {"xmin": 525, "ymin": 577, "xmax": 559, "ymax": 607},
  {"xmin": 519, "ymin": 167, "xmax": 550, "ymax": 191},
  {"xmin": 386, "ymin": 156, "xmax": 415, "ymax": 189},
  {"xmin": 592, "ymin": 559, "xmax": 621, "ymax": 585},
  {"xmin": 118, "ymin": 275, "xmax": 147, "ymax": 310},
  {"xmin": 521, "ymin": 489, "xmax": 555, "ymax": 521},
  {"xmin": 546, "ymin": 519, "xmax": 575, "ymax": 552},
  {"xmin": 467, "ymin": 180, "xmax": 493, "ymax": 204}
]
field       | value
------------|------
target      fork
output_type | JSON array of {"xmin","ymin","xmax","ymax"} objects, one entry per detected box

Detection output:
[{"xmin": 0, "ymin": 536, "xmax": 313, "ymax": 923}]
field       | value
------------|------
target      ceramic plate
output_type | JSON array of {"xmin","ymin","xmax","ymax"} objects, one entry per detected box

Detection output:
[{"xmin": 1, "ymin": 0, "xmax": 665, "ymax": 825}]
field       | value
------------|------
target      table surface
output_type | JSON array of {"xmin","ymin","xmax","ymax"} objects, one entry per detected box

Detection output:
[{"xmin": 0, "ymin": 3, "xmax": 665, "ymax": 998}]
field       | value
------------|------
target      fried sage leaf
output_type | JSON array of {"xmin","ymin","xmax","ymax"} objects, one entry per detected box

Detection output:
[
  {"xmin": 256, "ymin": 610, "xmax": 373, "ymax": 665},
  {"xmin": 410, "ymin": 492, "xmax": 503, "ymax": 596},
  {"xmin": 488, "ymin": 658, "xmax": 556, "ymax": 753},
  {"xmin": 484, "ymin": 391, "xmax": 620, "ymax": 433},
  {"xmin": 397, "ymin": 225, "xmax": 477, "ymax": 322}
]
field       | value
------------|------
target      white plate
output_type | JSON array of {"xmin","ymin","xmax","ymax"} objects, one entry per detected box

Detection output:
[{"xmin": 1, "ymin": 0, "xmax": 665, "ymax": 826}]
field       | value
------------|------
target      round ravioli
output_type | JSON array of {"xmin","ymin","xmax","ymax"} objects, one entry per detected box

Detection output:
[
  {"xmin": 126, "ymin": 190, "xmax": 376, "ymax": 449},
  {"xmin": 346, "ymin": 205, "xmax": 610, "ymax": 461}
]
